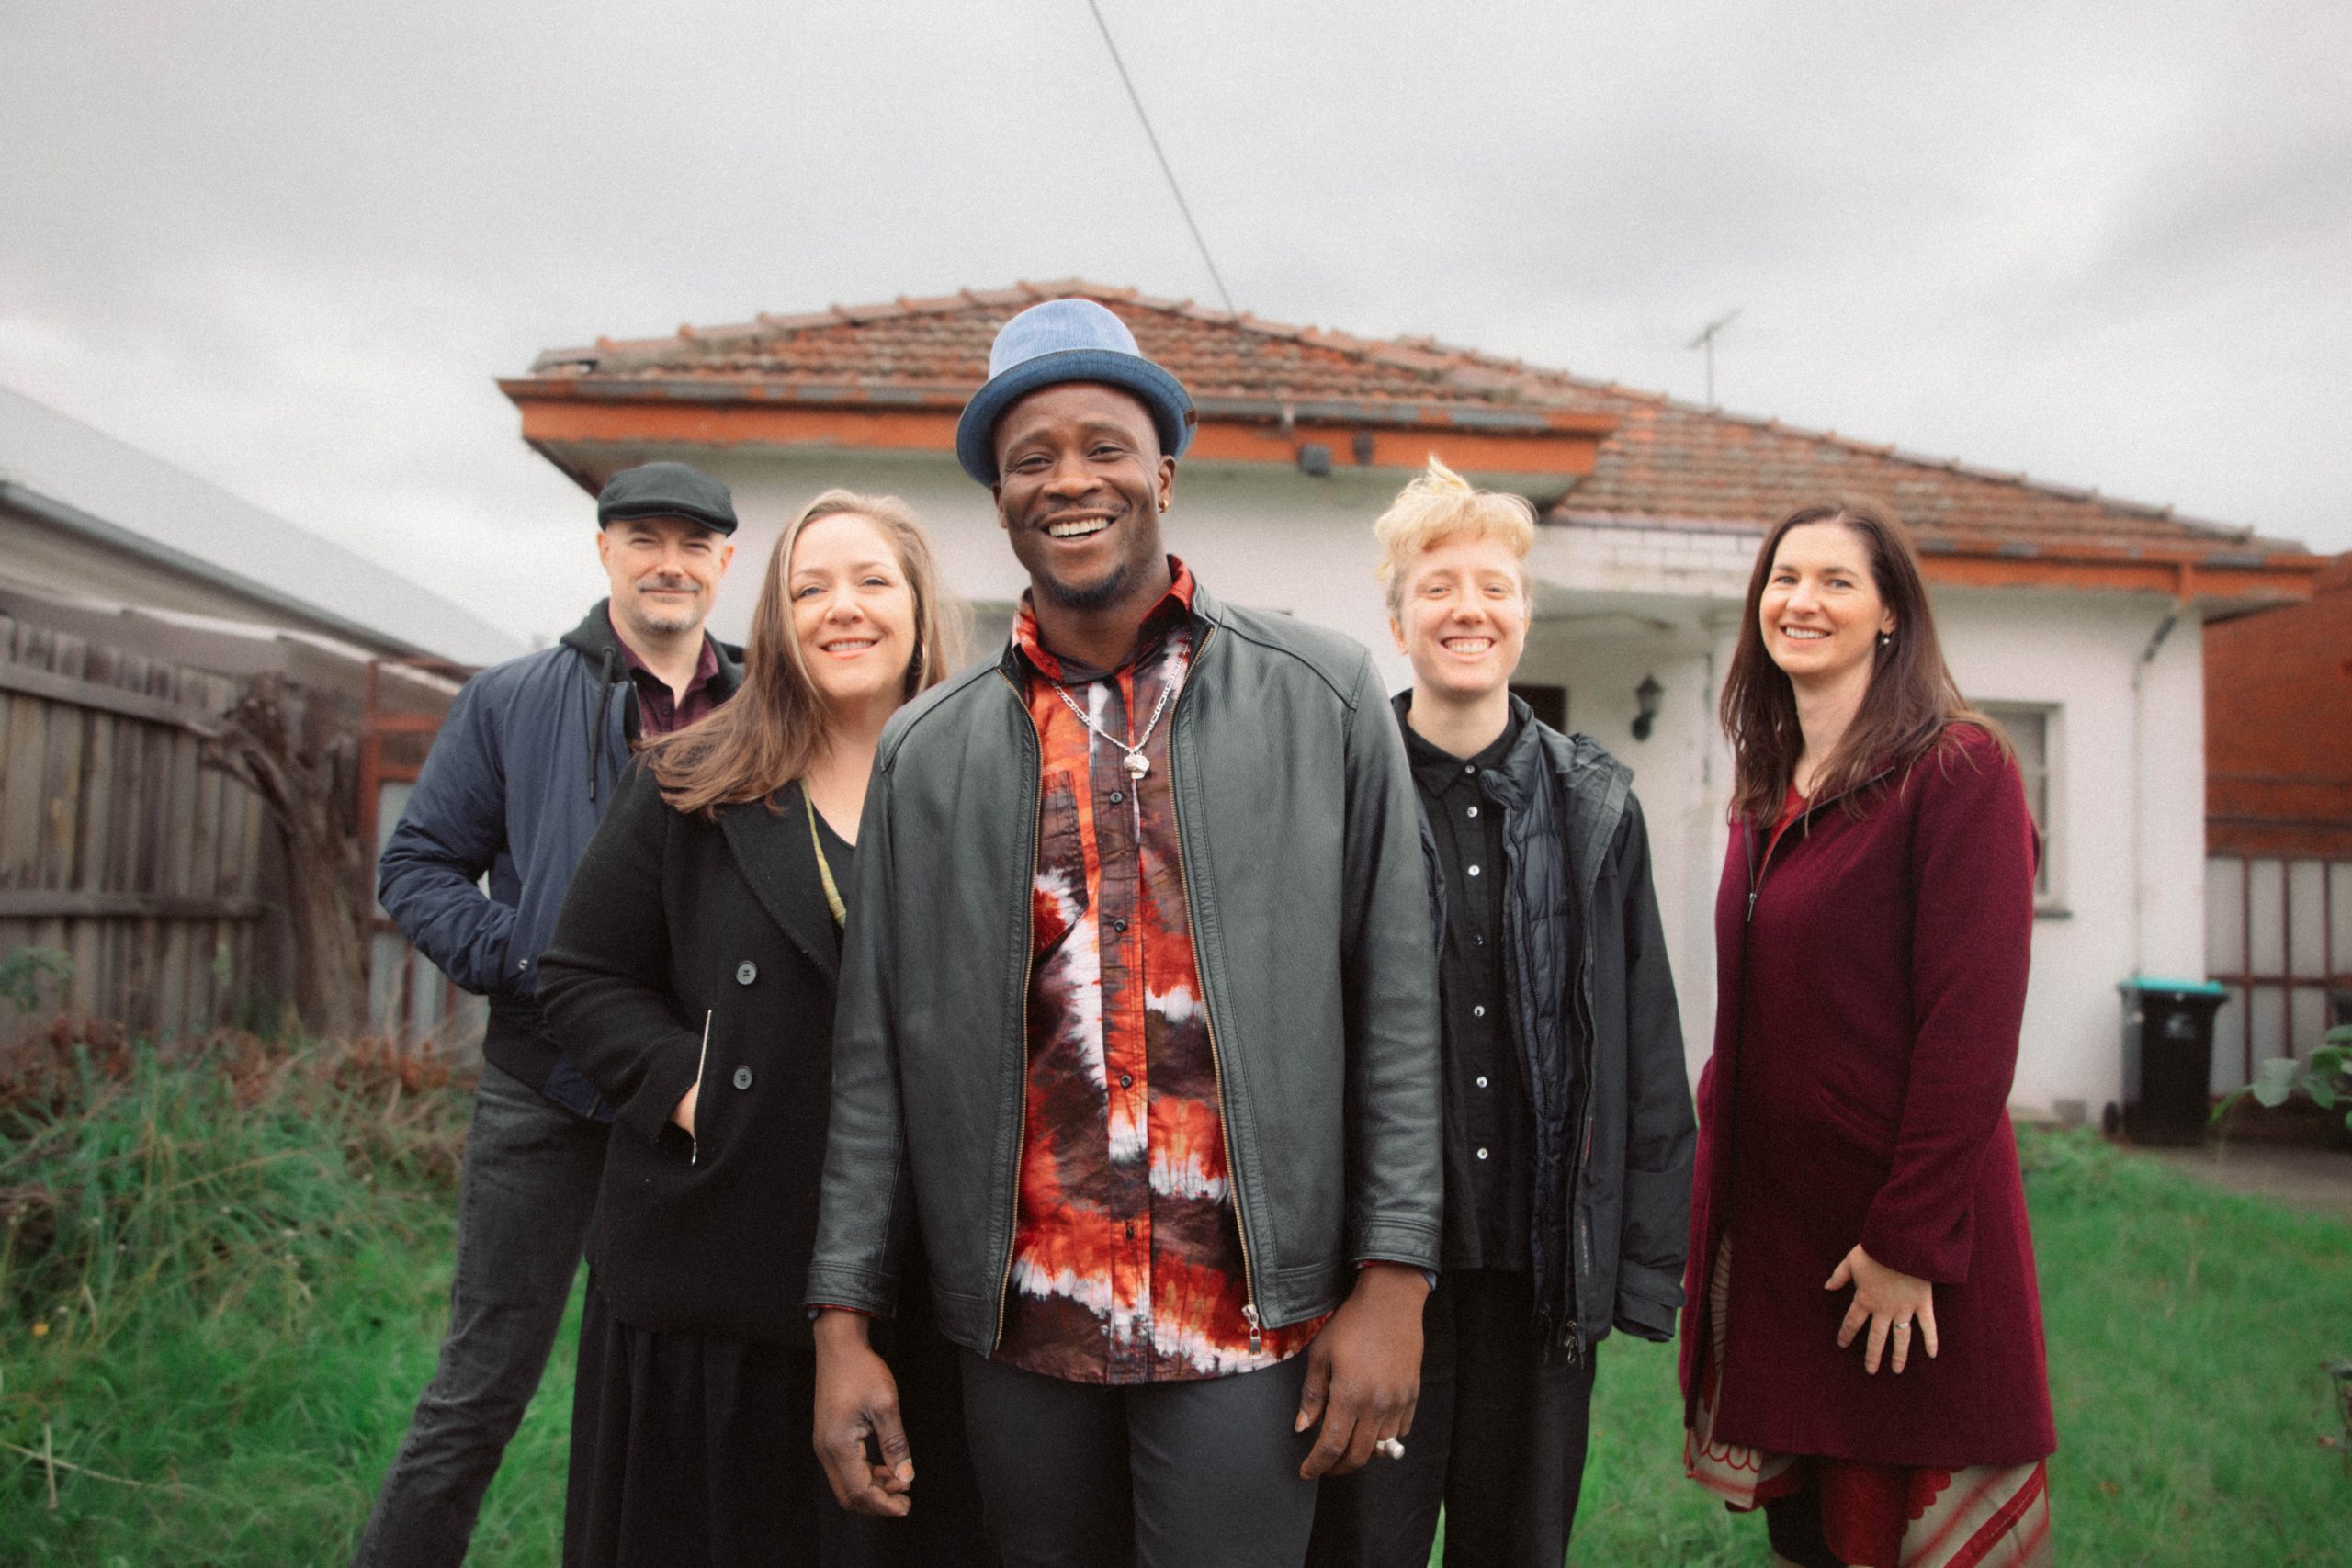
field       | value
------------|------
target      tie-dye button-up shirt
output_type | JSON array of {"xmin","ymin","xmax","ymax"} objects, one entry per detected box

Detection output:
[{"xmin": 998, "ymin": 562, "xmax": 1323, "ymax": 1383}]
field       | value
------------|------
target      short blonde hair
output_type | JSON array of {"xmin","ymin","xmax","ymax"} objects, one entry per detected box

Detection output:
[{"xmin": 1372, "ymin": 457, "xmax": 1537, "ymax": 614}]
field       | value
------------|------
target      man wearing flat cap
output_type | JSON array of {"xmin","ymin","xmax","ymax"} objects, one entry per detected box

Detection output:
[
  {"xmin": 808, "ymin": 299, "xmax": 1442, "ymax": 1565},
  {"xmin": 354, "ymin": 461, "xmax": 741, "ymax": 1567}
]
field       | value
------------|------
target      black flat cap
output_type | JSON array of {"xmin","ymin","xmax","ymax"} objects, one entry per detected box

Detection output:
[{"xmin": 595, "ymin": 461, "xmax": 738, "ymax": 536}]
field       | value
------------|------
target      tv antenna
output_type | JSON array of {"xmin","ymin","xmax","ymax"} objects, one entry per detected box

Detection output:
[{"xmin": 1687, "ymin": 310, "xmax": 1741, "ymax": 406}]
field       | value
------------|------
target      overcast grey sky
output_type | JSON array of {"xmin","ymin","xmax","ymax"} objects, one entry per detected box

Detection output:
[{"xmin": 4, "ymin": 0, "xmax": 2346, "ymax": 646}]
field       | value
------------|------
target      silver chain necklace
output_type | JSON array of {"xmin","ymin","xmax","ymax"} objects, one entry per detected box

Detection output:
[{"xmin": 1051, "ymin": 650, "xmax": 1189, "ymax": 779}]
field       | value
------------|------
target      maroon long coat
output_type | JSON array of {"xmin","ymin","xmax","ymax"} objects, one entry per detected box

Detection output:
[{"xmin": 1679, "ymin": 724, "xmax": 2056, "ymax": 1469}]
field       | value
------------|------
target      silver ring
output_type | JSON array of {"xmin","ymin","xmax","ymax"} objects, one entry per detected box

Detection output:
[
  {"xmin": 1374, "ymin": 1437, "xmax": 1407, "ymax": 1461},
  {"xmin": 1892, "ymin": 1322, "xmax": 1912, "ymax": 1335}
]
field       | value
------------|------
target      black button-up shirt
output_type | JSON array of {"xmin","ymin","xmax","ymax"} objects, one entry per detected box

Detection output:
[{"xmin": 1402, "ymin": 705, "xmax": 1533, "ymax": 1271}]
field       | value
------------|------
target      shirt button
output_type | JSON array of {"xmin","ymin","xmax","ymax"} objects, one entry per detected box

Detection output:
[
  {"xmin": 1473, "ymin": 1004, "xmax": 1486, "ymax": 1018},
  {"xmin": 1466, "ymin": 864, "xmax": 1481, "ymax": 878},
  {"xmin": 1476, "ymin": 1075, "xmax": 1489, "ymax": 1089},
  {"xmin": 1476, "ymin": 1146, "xmax": 1490, "ymax": 1160},
  {"xmin": 735, "ymin": 961, "xmax": 757, "ymax": 986},
  {"xmin": 732, "ymin": 1066, "xmax": 753, "ymax": 1090},
  {"xmin": 1110, "ymin": 791, "xmax": 1125, "ymax": 804},
  {"xmin": 1466, "ymin": 806, "xmax": 1479, "ymax": 818},
  {"xmin": 1472, "ymin": 933, "xmax": 1486, "ymax": 947},
  {"xmin": 1113, "ymin": 918, "xmax": 1128, "ymax": 933},
  {"xmin": 1119, "ymin": 1072, "xmax": 1134, "ymax": 1089},
  {"xmin": 1464, "ymin": 764, "xmax": 1476, "ymax": 775}
]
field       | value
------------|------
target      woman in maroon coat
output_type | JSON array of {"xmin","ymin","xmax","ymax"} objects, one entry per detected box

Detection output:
[{"xmin": 1680, "ymin": 498, "xmax": 2055, "ymax": 1568}]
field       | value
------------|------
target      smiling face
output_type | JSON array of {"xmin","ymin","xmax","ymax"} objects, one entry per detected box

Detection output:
[
  {"xmin": 597, "ymin": 514, "xmax": 734, "ymax": 640},
  {"xmin": 1758, "ymin": 520, "xmax": 1895, "ymax": 690},
  {"xmin": 1391, "ymin": 530, "xmax": 1531, "ymax": 703},
  {"xmin": 990, "ymin": 381, "xmax": 1174, "ymax": 613},
  {"xmin": 787, "ymin": 512, "xmax": 918, "ymax": 713}
]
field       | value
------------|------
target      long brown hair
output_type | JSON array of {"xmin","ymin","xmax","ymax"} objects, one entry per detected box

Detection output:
[
  {"xmin": 641, "ymin": 489, "xmax": 965, "ymax": 818},
  {"xmin": 1720, "ymin": 495, "xmax": 2005, "ymax": 822}
]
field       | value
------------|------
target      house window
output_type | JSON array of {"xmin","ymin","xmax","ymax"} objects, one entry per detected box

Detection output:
[{"xmin": 1982, "ymin": 703, "xmax": 2062, "ymax": 911}]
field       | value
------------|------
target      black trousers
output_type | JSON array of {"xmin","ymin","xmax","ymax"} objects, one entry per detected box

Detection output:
[
  {"xmin": 960, "ymin": 1349, "xmax": 1318, "ymax": 1568},
  {"xmin": 1306, "ymin": 1270, "xmax": 1599, "ymax": 1568}
]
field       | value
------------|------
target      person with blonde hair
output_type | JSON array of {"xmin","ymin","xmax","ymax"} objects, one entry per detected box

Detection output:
[
  {"xmin": 1311, "ymin": 458, "xmax": 1695, "ymax": 1568},
  {"xmin": 537, "ymin": 490, "xmax": 986, "ymax": 1567}
]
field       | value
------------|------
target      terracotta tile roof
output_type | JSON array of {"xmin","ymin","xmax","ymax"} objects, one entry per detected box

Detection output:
[{"xmin": 523, "ymin": 280, "xmax": 2305, "ymax": 560}]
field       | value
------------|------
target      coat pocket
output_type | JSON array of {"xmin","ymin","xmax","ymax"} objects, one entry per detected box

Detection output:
[
  {"xmin": 688, "ymin": 1009, "xmax": 713, "ymax": 1165},
  {"xmin": 1815, "ymin": 1078, "xmax": 1897, "ymax": 1161}
]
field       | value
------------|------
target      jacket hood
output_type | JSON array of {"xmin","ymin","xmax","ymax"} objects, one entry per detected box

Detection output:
[
  {"xmin": 560, "ymin": 599, "xmax": 747, "ymax": 695},
  {"xmin": 559, "ymin": 599, "xmax": 628, "ymax": 660}
]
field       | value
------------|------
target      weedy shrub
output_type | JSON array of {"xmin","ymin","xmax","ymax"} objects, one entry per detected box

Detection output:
[{"xmin": 0, "ymin": 1032, "xmax": 503, "ymax": 1561}]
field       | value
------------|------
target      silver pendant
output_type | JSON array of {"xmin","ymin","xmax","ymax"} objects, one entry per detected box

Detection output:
[{"xmin": 1123, "ymin": 750, "xmax": 1151, "ymax": 779}]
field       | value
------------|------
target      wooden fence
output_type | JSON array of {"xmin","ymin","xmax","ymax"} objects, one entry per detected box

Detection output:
[{"xmin": 0, "ymin": 614, "xmax": 273, "ymax": 1043}]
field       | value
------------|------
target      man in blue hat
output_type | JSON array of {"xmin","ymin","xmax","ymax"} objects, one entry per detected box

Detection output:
[
  {"xmin": 353, "ymin": 461, "xmax": 741, "ymax": 1567},
  {"xmin": 808, "ymin": 299, "xmax": 1443, "ymax": 1565}
]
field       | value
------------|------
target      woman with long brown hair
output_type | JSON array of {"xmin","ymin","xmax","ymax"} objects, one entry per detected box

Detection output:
[
  {"xmin": 1680, "ymin": 498, "xmax": 2055, "ymax": 1567},
  {"xmin": 537, "ymin": 490, "xmax": 983, "ymax": 1567}
]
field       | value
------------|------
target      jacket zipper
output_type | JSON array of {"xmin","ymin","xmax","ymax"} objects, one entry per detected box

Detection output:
[
  {"xmin": 1743, "ymin": 761, "xmax": 1900, "ymax": 921},
  {"xmin": 688, "ymin": 1009, "xmax": 712, "ymax": 1165},
  {"xmin": 1159, "ymin": 625, "xmax": 1262, "ymax": 1350},
  {"xmin": 1565, "ymin": 959, "xmax": 1599, "ymax": 1367},
  {"xmin": 989, "ymin": 668, "xmax": 1044, "ymax": 1353},
  {"xmin": 1701, "ymin": 761, "xmax": 1901, "ymax": 1398},
  {"xmin": 1552, "ymin": 758, "xmax": 1615, "ymax": 1367}
]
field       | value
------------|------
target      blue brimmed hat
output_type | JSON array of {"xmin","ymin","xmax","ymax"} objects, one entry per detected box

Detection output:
[{"xmin": 955, "ymin": 299, "xmax": 1195, "ymax": 484}]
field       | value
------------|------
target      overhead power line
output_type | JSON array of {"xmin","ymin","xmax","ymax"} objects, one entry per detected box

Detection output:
[{"xmin": 1084, "ymin": 0, "xmax": 1238, "ymax": 317}]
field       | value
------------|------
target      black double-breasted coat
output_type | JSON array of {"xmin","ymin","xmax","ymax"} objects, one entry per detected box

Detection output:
[{"xmin": 538, "ymin": 762, "xmax": 848, "ymax": 1344}]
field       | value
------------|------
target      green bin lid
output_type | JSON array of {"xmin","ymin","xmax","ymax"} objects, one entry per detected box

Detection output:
[{"xmin": 2117, "ymin": 976, "xmax": 2229, "ymax": 997}]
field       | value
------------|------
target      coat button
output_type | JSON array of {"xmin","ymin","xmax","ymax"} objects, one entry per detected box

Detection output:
[
  {"xmin": 735, "ymin": 961, "xmax": 757, "ymax": 986},
  {"xmin": 1476, "ymin": 1146, "xmax": 1490, "ymax": 1160},
  {"xmin": 732, "ymin": 1066, "xmax": 753, "ymax": 1090},
  {"xmin": 1476, "ymin": 1075, "xmax": 1489, "ymax": 1089}
]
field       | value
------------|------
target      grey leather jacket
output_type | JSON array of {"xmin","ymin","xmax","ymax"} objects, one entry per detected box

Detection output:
[{"xmin": 805, "ymin": 581, "xmax": 1442, "ymax": 1353}]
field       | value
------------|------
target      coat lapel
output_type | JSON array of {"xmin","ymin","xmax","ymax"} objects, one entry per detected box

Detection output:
[{"xmin": 718, "ymin": 784, "xmax": 840, "ymax": 984}]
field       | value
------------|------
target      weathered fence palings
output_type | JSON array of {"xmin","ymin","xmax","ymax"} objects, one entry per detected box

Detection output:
[{"xmin": 0, "ymin": 615, "xmax": 267, "ymax": 1041}]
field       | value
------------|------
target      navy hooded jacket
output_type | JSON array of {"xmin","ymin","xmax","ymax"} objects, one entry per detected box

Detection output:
[{"xmin": 377, "ymin": 600, "xmax": 742, "ymax": 1111}]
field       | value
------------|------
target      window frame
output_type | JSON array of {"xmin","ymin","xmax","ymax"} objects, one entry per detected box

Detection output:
[{"xmin": 1979, "ymin": 701, "xmax": 2065, "ymax": 916}]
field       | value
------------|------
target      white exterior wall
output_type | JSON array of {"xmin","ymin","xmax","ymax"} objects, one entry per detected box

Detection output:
[
  {"xmin": 659, "ymin": 445, "xmax": 2206, "ymax": 1120},
  {"xmin": 1938, "ymin": 592, "xmax": 2207, "ymax": 1118}
]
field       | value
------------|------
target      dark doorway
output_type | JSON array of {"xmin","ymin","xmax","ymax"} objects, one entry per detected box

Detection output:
[{"xmin": 1512, "ymin": 682, "xmax": 1568, "ymax": 732}]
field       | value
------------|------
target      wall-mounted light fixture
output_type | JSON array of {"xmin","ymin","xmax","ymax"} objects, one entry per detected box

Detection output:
[
  {"xmin": 1631, "ymin": 673, "xmax": 1664, "ymax": 741},
  {"xmin": 1296, "ymin": 442, "xmax": 1333, "ymax": 478}
]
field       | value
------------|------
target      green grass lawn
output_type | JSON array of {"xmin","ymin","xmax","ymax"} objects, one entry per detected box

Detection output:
[{"xmin": 4, "ymin": 1043, "xmax": 2347, "ymax": 1564}]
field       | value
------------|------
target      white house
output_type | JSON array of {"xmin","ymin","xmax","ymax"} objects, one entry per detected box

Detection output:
[{"xmin": 501, "ymin": 282, "xmax": 2322, "ymax": 1121}]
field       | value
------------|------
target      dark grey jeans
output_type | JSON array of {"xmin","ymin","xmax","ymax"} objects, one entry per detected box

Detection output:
[
  {"xmin": 960, "ymin": 1350, "xmax": 1319, "ymax": 1568},
  {"xmin": 351, "ymin": 1064, "xmax": 606, "ymax": 1568},
  {"xmin": 1305, "ymin": 1269, "xmax": 1600, "ymax": 1568}
]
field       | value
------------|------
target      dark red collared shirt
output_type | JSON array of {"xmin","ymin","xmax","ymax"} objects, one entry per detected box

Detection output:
[
  {"xmin": 617, "ymin": 634, "xmax": 722, "ymax": 737},
  {"xmin": 998, "ymin": 559, "xmax": 1323, "ymax": 1383}
]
